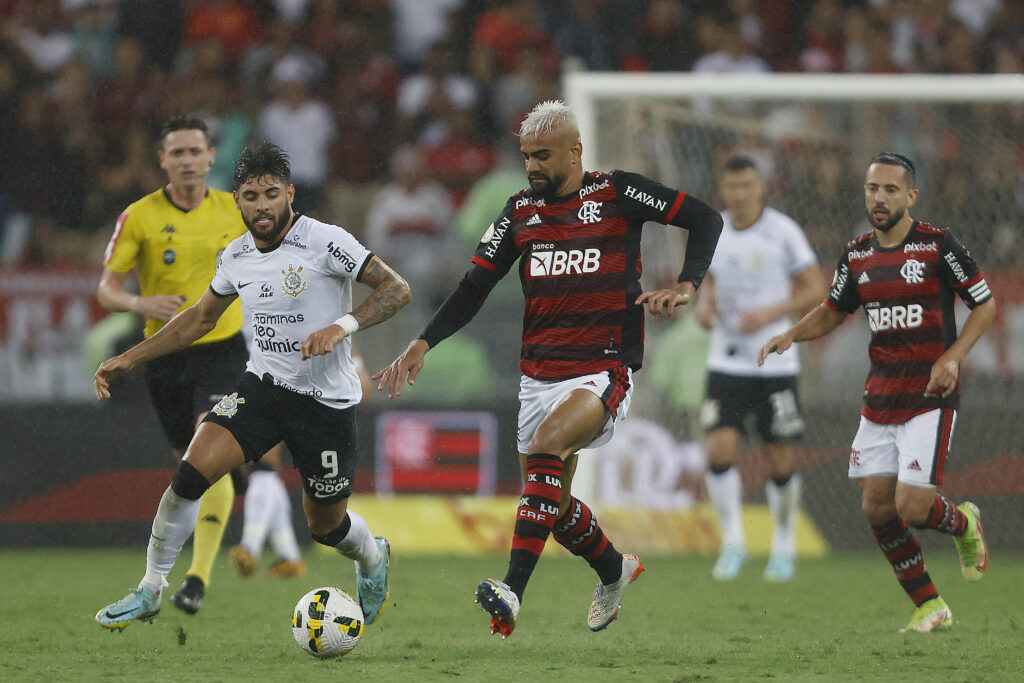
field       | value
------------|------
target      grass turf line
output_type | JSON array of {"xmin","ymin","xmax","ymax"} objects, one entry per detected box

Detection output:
[{"xmin": 1, "ymin": 549, "xmax": 1021, "ymax": 682}]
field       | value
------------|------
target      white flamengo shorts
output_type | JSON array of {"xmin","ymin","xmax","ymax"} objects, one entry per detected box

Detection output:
[
  {"xmin": 516, "ymin": 368, "xmax": 633, "ymax": 454},
  {"xmin": 847, "ymin": 408, "xmax": 957, "ymax": 487}
]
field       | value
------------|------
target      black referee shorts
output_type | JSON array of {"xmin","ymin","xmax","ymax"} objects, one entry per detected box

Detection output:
[{"xmin": 144, "ymin": 333, "xmax": 248, "ymax": 450}]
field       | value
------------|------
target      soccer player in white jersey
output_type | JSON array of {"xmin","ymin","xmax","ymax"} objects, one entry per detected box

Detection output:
[
  {"xmin": 93, "ymin": 142, "xmax": 411, "ymax": 631},
  {"xmin": 695, "ymin": 156, "xmax": 826, "ymax": 582}
]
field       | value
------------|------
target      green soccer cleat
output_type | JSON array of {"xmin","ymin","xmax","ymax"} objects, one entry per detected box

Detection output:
[
  {"xmin": 953, "ymin": 502, "xmax": 988, "ymax": 582},
  {"xmin": 356, "ymin": 537, "xmax": 390, "ymax": 624},
  {"xmin": 900, "ymin": 596, "xmax": 953, "ymax": 633},
  {"xmin": 95, "ymin": 586, "xmax": 161, "ymax": 631}
]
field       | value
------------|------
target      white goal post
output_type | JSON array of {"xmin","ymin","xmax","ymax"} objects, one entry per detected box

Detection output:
[{"xmin": 566, "ymin": 72, "xmax": 1024, "ymax": 169}]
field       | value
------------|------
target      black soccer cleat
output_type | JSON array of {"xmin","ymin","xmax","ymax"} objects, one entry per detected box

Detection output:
[{"xmin": 170, "ymin": 575, "xmax": 205, "ymax": 615}]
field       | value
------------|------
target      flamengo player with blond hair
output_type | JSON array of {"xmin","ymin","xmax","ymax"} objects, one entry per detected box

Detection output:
[
  {"xmin": 759, "ymin": 153, "xmax": 993, "ymax": 633},
  {"xmin": 375, "ymin": 100, "xmax": 723, "ymax": 637}
]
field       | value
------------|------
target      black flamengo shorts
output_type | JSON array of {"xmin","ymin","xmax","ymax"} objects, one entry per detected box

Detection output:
[
  {"xmin": 144, "ymin": 334, "xmax": 248, "ymax": 450},
  {"xmin": 202, "ymin": 372, "xmax": 357, "ymax": 504},
  {"xmin": 701, "ymin": 371, "xmax": 805, "ymax": 443}
]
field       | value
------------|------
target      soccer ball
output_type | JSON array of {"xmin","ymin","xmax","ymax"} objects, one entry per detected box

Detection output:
[{"xmin": 292, "ymin": 586, "xmax": 364, "ymax": 658}]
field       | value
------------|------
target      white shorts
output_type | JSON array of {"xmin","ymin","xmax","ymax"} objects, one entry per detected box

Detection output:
[
  {"xmin": 516, "ymin": 368, "xmax": 633, "ymax": 454},
  {"xmin": 847, "ymin": 409, "xmax": 957, "ymax": 487}
]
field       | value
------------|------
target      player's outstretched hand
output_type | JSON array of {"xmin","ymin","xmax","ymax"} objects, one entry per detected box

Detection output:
[
  {"xmin": 137, "ymin": 294, "xmax": 186, "ymax": 321},
  {"xmin": 758, "ymin": 334, "xmax": 793, "ymax": 366},
  {"xmin": 301, "ymin": 324, "xmax": 347, "ymax": 360},
  {"xmin": 373, "ymin": 338, "xmax": 429, "ymax": 399},
  {"xmin": 924, "ymin": 355, "xmax": 959, "ymax": 398},
  {"xmin": 635, "ymin": 281, "xmax": 696, "ymax": 319},
  {"xmin": 94, "ymin": 355, "xmax": 136, "ymax": 400}
]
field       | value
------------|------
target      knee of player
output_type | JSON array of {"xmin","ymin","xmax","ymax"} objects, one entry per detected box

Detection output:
[
  {"xmin": 894, "ymin": 496, "xmax": 932, "ymax": 528},
  {"xmin": 306, "ymin": 501, "xmax": 349, "ymax": 538},
  {"xmin": 861, "ymin": 496, "xmax": 898, "ymax": 525},
  {"xmin": 171, "ymin": 460, "xmax": 213, "ymax": 501}
]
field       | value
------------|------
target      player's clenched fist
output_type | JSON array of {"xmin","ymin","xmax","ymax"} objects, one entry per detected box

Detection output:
[{"xmin": 301, "ymin": 324, "xmax": 347, "ymax": 360}]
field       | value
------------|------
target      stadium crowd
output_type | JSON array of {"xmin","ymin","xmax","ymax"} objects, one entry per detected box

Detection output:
[{"xmin": 0, "ymin": 0, "xmax": 1020, "ymax": 273}]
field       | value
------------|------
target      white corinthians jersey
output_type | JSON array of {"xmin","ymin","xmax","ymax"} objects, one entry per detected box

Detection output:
[
  {"xmin": 707, "ymin": 207, "xmax": 816, "ymax": 377},
  {"xmin": 211, "ymin": 215, "xmax": 372, "ymax": 407}
]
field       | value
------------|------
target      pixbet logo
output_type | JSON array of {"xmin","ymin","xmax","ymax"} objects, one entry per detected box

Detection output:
[{"xmin": 530, "ymin": 248, "xmax": 601, "ymax": 277}]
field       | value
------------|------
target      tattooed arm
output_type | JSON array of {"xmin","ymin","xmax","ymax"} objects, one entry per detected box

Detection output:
[
  {"xmin": 300, "ymin": 256, "xmax": 412, "ymax": 360},
  {"xmin": 351, "ymin": 255, "xmax": 413, "ymax": 328}
]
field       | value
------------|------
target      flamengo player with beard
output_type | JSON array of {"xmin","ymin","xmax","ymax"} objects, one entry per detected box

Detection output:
[
  {"xmin": 94, "ymin": 142, "xmax": 410, "ymax": 631},
  {"xmin": 760, "ymin": 153, "xmax": 994, "ymax": 633},
  {"xmin": 375, "ymin": 100, "xmax": 723, "ymax": 637}
]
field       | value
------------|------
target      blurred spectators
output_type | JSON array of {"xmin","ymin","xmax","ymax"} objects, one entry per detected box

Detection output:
[
  {"xmin": 364, "ymin": 145, "xmax": 456, "ymax": 310},
  {"xmin": 0, "ymin": 0, "xmax": 1018, "ymax": 270},
  {"xmin": 257, "ymin": 56, "xmax": 336, "ymax": 216}
]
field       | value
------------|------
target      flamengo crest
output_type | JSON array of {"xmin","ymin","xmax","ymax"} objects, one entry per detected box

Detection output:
[
  {"xmin": 282, "ymin": 264, "xmax": 307, "ymax": 297},
  {"xmin": 900, "ymin": 259, "xmax": 925, "ymax": 284}
]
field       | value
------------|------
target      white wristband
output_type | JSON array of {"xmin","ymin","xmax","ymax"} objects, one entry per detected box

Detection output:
[{"xmin": 333, "ymin": 313, "xmax": 359, "ymax": 336}]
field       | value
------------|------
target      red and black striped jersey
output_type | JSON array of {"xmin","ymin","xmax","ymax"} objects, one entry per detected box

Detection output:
[
  {"xmin": 826, "ymin": 221, "xmax": 992, "ymax": 424},
  {"xmin": 421, "ymin": 170, "xmax": 722, "ymax": 382}
]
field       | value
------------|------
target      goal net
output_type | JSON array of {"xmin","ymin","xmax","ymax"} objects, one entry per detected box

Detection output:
[{"xmin": 566, "ymin": 72, "xmax": 1024, "ymax": 550}]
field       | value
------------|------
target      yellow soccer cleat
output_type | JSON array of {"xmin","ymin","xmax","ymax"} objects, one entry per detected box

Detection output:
[
  {"xmin": 899, "ymin": 596, "xmax": 952, "ymax": 633},
  {"xmin": 953, "ymin": 502, "xmax": 988, "ymax": 582}
]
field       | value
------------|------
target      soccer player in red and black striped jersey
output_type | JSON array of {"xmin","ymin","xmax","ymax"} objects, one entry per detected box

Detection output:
[
  {"xmin": 759, "ymin": 153, "xmax": 995, "ymax": 633},
  {"xmin": 375, "ymin": 100, "xmax": 723, "ymax": 637}
]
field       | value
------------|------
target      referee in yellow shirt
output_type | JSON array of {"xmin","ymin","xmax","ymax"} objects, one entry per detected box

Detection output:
[{"xmin": 98, "ymin": 116, "xmax": 246, "ymax": 615}]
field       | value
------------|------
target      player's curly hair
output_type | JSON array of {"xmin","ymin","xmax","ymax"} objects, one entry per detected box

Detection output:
[
  {"xmin": 233, "ymin": 141, "xmax": 291, "ymax": 190},
  {"xmin": 519, "ymin": 99, "xmax": 579, "ymax": 139}
]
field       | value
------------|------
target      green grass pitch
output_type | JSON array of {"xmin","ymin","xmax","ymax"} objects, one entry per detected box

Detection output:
[{"xmin": 2, "ymin": 549, "xmax": 1021, "ymax": 681}]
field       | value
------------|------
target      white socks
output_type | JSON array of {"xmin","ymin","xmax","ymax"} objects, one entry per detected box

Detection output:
[
  {"xmin": 141, "ymin": 486, "xmax": 201, "ymax": 593},
  {"xmin": 706, "ymin": 467, "xmax": 745, "ymax": 550},
  {"xmin": 766, "ymin": 475, "xmax": 801, "ymax": 558},
  {"xmin": 334, "ymin": 509, "xmax": 382, "ymax": 570},
  {"xmin": 241, "ymin": 470, "xmax": 302, "ymax": 563}
]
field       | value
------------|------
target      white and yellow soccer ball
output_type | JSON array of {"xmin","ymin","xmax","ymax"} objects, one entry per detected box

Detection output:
[{"xmin": 292, "ymin": 587, "xmax": 364, "ymax": 658}]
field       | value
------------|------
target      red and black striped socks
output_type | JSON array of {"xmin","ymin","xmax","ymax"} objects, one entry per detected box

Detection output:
[
  {"xmin": 920, "ymin": 493, "xmax": 967, "ymax": 536},
  {"xmin": 553, "ymin": 496, "xmax": 623, "ymax": 586},
  {"xmin": 504, "ymin": 453, "xmax": 564, "ymax": 600},
  {"xmin": 871, "ymin": 516, "xmax": 938, "ymax": 606}
]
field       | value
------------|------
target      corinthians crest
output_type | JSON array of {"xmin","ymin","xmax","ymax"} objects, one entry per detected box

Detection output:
[
  {"xmin": 281, "ymin": 264, "xmax": 307, "ymax": 297},
  {"xmin": 212, "ymin": 392, "xmax": 245, "ymax": 418}
]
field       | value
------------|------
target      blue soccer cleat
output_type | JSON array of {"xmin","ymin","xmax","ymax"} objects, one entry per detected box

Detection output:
[
  {"xmin": 95, "ymin": 586, "xmax": 161, "ymax": 631},
  {"xmin": 356, "ymin": 537, "xmax": 390, "ymax": 624}
]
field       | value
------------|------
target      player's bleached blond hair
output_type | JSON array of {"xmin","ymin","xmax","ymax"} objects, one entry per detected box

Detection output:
[{"xmin": 519, "ymin": 100, "xmax": 579, "ymax": 139}]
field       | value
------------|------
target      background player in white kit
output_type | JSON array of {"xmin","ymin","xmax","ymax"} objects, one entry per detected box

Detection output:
[
  {"xmin": 93, "ymin": 141, "xmax": 411, "ymax": 631},
  {"xmin": 695, "ymin": 156, "xmax": 826, "ymax": 582}
]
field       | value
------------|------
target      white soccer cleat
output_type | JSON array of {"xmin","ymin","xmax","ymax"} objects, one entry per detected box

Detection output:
[
  {"xmin": 711, "ymin": 545, "xmax": 746, "ymax": 581},
  {"xmin": 588, "ymin": 553, "xmax": 645, "ymax": 631},
  {"xmin": 475, "ymin": 578, "xmax": 520, "ymax": 639}
]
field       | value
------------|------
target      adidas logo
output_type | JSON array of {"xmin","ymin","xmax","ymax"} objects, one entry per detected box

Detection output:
[
  {"xmin": 858, "ymin": 272, "xmax": 870, "ymax": 284},
  {"xmin": 907, "ymin": 460, "xmax": 922, "ymax": 471},
  {"xmin": 526, "ymin": 214, "xmax": 542, "ymax": 226},
  {"xmin": 583, "ymin": 380, "xmax": 597, "ymax": 386}
]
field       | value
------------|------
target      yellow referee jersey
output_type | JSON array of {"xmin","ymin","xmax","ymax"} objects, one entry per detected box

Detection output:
[{"xmin": 103, "ymin": 187, "xmax": 247, "ymax": 343}]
